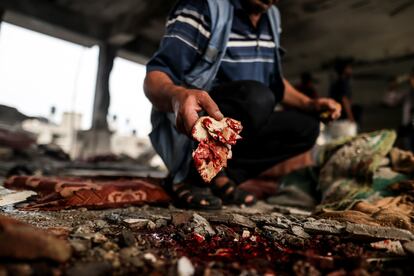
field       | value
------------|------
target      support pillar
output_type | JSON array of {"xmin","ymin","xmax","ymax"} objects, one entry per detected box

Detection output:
[
  {"xmin": 0, "ymin": 9, "xmax": 4, "ymax": 33},
  {"xmin": 91, "ymin": 43, "xmax": 116, "ymax": 129},
  {"xmin": 76, "ymin": 43, "xmax": 117, "ymax": 159}
]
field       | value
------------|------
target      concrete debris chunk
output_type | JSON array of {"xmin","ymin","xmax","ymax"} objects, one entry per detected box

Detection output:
[
  {"xmin": 144, "ymin": 252, "xmax": 157, "ymax": 263},
  {"xmin": 370, "ymin": 240, "xmax": 405, "ymax": 256},
  {"xmin": 303, "ymin": 219, "xmax": 346, "ymax": 235},
  {"xmin": 104, "ymin": 213, "xmax": 122, "ymax": 224},
  {"xmin": 0, "ymin": 190, "xmax": 36, "ymax": 207},
  {"xmin": 172, "ymin": 212, "xmax": 193, "ymax": 226},
  {"xmin": 177, "ymin": 256, "xmax": 195, "ymax": 276},
  {"xmin": 92, "ymin": 233, "xmax": 108, "ymax": 244},
  {"xmin": 121, "ymin": 229, "xmax": 137, "ymax": 247},
  {"xmin": 242, "ymin": 230, "xmax": 251, "ymax": 238},
  {"xmin": 403, "ymin": 241, "xmax": 414, "ymax": 256},
  {"xmin": 291, "ymin": 225, "xmax": 311, "ymax": 239},
  {"xmin": 0, "ymin": 215, "xmax": 71, "ymax": 262},
  {"xmin": 230, "ymin": 214, "xmax": 256, "ymax": 228},
  {"xmin": 275, "ymin": 216, "xmax": 293, "ymax": 229},
  {"xmin": 155, "ymin": 218, "xmax": 168, "ymax": 228},
  {"xmin": 123, "ymin": 218, "xmax": 150, "ymax": 230},
  {"xmin": 215, "ymin": 224, "xmax": 239, "ymax": 241},
  {"xmin": 147, "ymin": 220, "xmax": 157, "ymax": 230},
  {"xmin": 345, "ymin": 223, "xmax": 414, "ymax": 241},
  {"xmin": 191, "ymin": 213, "xmax": 216, "ymax": 236},
  {"xmin": 263, "ymin": 225, "xmax": 305, "ymax": 248},
  {"xmin": 70, "ymin": 239, "xmax": 91, "ymax": 255}
]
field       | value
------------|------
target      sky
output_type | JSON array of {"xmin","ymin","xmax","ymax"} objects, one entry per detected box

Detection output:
[{"xmin": 0, "ymin": 22, "xmax": 152, "ymax": 137}]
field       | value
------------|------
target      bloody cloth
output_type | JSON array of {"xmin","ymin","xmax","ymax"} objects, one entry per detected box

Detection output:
[{"xmin": 4, "ymin": 176, "xmax": 171, "ymax": 210}]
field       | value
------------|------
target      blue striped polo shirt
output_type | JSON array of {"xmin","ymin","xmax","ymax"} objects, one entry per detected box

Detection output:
[{"xmin": 146, "ymin": 0, "xmax": 285, "ymax": 101}]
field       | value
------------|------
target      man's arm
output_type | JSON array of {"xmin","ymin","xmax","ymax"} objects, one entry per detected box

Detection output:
[
  {"xmin": 144, "ymin": 71, "xmax": 223, "ymax": 135},
  {"xmin": 282, "ymin": 79, "xmax": 341, "ymax": 120}
]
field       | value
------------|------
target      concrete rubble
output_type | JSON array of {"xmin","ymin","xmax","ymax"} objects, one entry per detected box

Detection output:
[{"xmin": 0, "ymin": 199, "xmax": 413, "ymax": 275}]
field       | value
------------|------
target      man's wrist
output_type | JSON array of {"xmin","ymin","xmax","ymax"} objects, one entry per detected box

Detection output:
[
  {"xmin": 303, "ymin": 98, "xmax": 316, "ymax": 112},
  {"xmin": 169, "ymin": 85, "xmax": 188, "ymax": 111}
]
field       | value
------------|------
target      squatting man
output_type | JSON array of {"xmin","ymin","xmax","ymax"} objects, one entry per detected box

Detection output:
[{"xmin": 144, "ymin": 0, "xmax": 341, "ymax": 209}]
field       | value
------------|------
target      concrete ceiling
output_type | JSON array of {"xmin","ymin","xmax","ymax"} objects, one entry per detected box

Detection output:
[{"xmin": 1, "ymin": 0, "xmax": 413, "ymax": 75}]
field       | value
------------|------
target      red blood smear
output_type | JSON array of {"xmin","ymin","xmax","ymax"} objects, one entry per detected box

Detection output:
[
  {"xmin": 202, "ymin": 117, "xmax": 213, "ymax": 128},
  {"xmin": 136, "ymin": 226, "xmax": 405, "ymax": 275}
]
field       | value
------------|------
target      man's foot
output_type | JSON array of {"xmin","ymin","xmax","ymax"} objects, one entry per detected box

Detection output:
[
  {"xmin": 211, "ymin": 173, "xmax": 257, "ymax": 206},
  {"xmin": 172, "ymin": 181, "xmax": 222, "ymax": 210}
]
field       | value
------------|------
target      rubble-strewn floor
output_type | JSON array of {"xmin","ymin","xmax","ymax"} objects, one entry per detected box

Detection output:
[{"xmin": 1, "ymin": 195, "xmax": 413, "ymax": 276}]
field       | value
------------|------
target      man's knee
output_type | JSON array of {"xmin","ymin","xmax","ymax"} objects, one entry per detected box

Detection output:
[
  {"xmin": 210, "ymin": 80, "xmax": 276, "ymax": 133},
  {"xmin": 237, "ymin": 80, "xmax": 276, "ymax": 111}
]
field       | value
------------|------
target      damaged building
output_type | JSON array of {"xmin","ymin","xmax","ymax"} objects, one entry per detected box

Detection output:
[{"xmin": 1, "ymin": 0, "xmax": 414, "ymax": 275}]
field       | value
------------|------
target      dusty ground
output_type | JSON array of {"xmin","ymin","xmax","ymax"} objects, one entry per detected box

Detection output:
[{"xmin": 1, "ymin": 179, "xmax": 414, "ymax": 276}]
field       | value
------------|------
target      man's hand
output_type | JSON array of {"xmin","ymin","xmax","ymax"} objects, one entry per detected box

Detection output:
[
  {"xmin": 171, "ymin": 88, "xmax": 224, "ymax": 135},
  {"xmin": 310, "ymin": 98, "xmax": 342, "ymax": 122},
  {"xmin": 144, "ymin": 71, "xmax": 224, "ymax": 136}
]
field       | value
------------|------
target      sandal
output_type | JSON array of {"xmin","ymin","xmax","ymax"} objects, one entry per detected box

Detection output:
[
  {"xmin": 172, "ymin": 182, "xmax": 222, "ymax": 210},
  {"xmin": 211, "ymin": 172, "xmax": 257, "ymax": 206}
]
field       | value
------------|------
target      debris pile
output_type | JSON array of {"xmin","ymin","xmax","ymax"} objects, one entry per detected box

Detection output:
[{"xmin": 0, "ymin": 203, "xmax": 413, "ymax": 275}]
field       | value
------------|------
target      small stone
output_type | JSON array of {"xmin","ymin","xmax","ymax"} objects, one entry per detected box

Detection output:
[
  {"xmin": 303, "ymin": 219, "xmax": 346, "ymax": 235},
  {"xmin": 275, "ymin": 217, "xmax": 292, "ymax": 229},
  {"xmin": 172, "ymin": 212, "xmax": 193, "ymax": 226},
  {"xmin": 177, "ymin": 256, "xmax": 195, "ymax": 276},
  {"xmin": 112, "ymin": 257, "xmax": 121, "ymax": 269},
  {"xmin": 70, "ymin": 239, "xmax": 91, "ymax": 255},
  {"xmin": 144, "ymin": 252, "xmax": 157, "ymax": 263},
  {"xmin": 345, "ymin": 223, "xmax": 414, "ymax": 241},
  {"xmin": 121, "ymin": 229, "xmax": 136, "ymax": 247},
  {"xmin": 263, "ymin": 226, "xmax": 305, "ymax": 248},
  {"xmin": 103, "ymin": 250, "xmax": 117, "ymax": 262},
  {"xmin": 78, "ymin": 207, "xmax": 88, "ymax": 212},
  {"xmin": 215, "ymin": 225, "xmax": 239, "ymax": 241},
  {"xmin": 147, "ymin": 221, "xmax": 157, "ymax": 230},
  {"xmin": 102, "ymin": 241, "xmax": 119, "ymax": 251},
  {"xmin": 105, "ymin": 213, "xmax": 122, "ymax": 224},
  {"xmin": 155, "ymin": 219, "xmax": 168, "ymax": 228},
  {"xmin": 123, "ymin": 218, "xmax": 150, "ymax": 230},
  {"xmin": 370, "ymin": 240, "xmax": 405, "ymax": 256},
  {"xmin": 130, "ymin": 257, "xmax": 145, "ymax": 268},
  {"xmin": 230, "ymin": 214, "xmax": 256, "ymax": 228},
  {"xmin": 94, "ymin": 220, "xmax": 108, "ymax": 230},
  {"xmin": 242, "ymin": 230, "xmax": 250, "ymax": 238},
  {"xmin": 119, "ymin": 247, "xmax": 140, "ymax": 263},
  {"xmin": 92, "ymin": 233, "xmax": 108, "ymax": 244},
  {"xmin": 73, "ymin": 225, "xmax": 94, "ymax": 236},
  {"xmin": 403, "ymin": 241, "xmax": 414, "ymax": 255},
  {"xmin": 291, "ymin": 225, "xmax": 311, "ymax": 239},
  {"xmin": 191, "ymin": 213, "xmax": 215, "ymax": 236}
]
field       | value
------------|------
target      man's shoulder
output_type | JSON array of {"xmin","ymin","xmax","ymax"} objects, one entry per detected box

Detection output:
[{"xmin": 172, "ymin": 0, "xmax": 210, "ymax": 14}]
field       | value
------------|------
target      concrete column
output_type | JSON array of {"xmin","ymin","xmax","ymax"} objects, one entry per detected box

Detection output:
[
  {"xmin": 0, "ymin": 9, "xmax": 4, "ymax": 30},
  {"xmin": 91, "ymin": 43, "xmax": 116, "ymax": 129},
  {"xmin": 76, "ymin": 43, "xmax": 117, "ymax": 159}
]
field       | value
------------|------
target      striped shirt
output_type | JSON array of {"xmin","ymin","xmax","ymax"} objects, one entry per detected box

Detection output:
[{"xmin": 146, "ymin": 0, "xmax": 285, "ymax": 101}]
